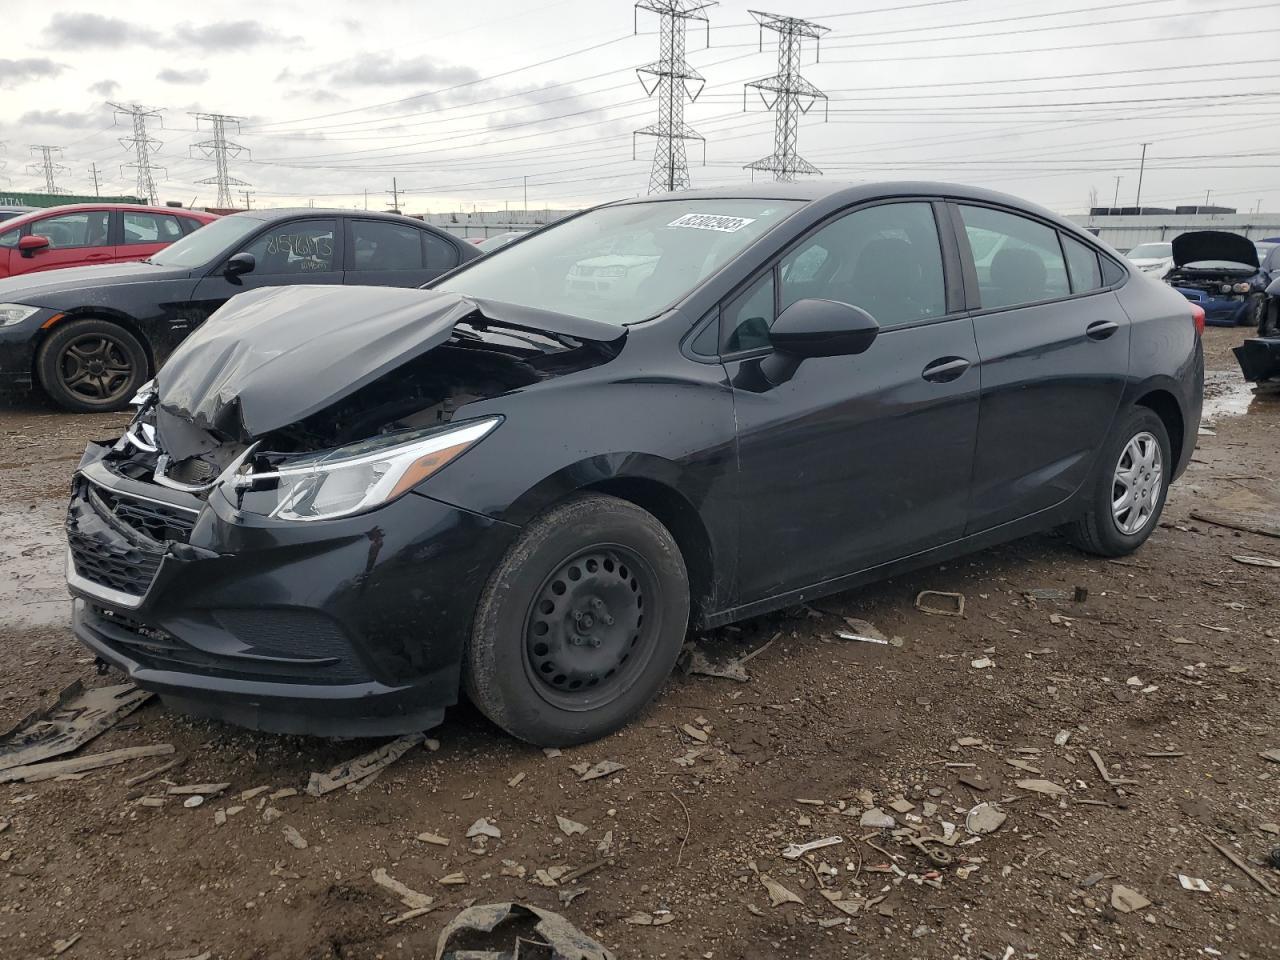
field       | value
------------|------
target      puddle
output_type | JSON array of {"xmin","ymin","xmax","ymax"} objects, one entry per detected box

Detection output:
[
  {"xmin": 1201, "ymin": 370, "xmax": 1268, "ymax": 423},
  {"xmin": 0, "ymin": 503, "xmax": 71, "ymax": 630}
]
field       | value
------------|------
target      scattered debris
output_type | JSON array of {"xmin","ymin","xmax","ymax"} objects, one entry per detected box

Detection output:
[
  {"xmin": 123, "ymin": 755, "xmax": 186, "ymax": 788},
  {"xmin": 970, "ymin": 657, "xmax": 995, "ymax": 670},
  {"xmin": 888, "ymin": 798, "xmax": 915, "ymax": 814},
  {"xmin": 51, "ymin": 933, "xmax": 81, "ymax": 956},
  {"xmin": 0, "ymin": 744, "xmax": 175, "ymax": 784},
  {"xmin": 182, "ymin": 796, "xmax": 204, "ymax": 809},
  {"xmin": 682, "ymin": 648, "xmax": 750, "ymax": 683},
  {"xmin": 782, "ymin": 836, "xmax": 843, "ymax": 860},
  {"xmin": 1204, "ymin": 834, "xmax": 1279, "ymax": 896},
  {"xmin": 416, "ymin": 832, "xmax": 450, "ymax": 847},
  {"xmin": 466, "ymin": 818, "xmax": 501, "ymax": 839},
  {"xmin": 760, "ymin": 874, "xmax": 803, "ymax": 907},
  {"xmin": 681, "ymin": 723, "xmax": 709, "ymax": 743},
  {"xmin": 1191, "ymin": 506, "xmax": 1280, "ymax": 539},
  {"xmin": 1259, "ymin": 749, "xmax": 1280, "ymax": 764},
  {"xmin": 556, "ymin": 815, "xmax": 588, "ymax": 837},
  {"xmin": 1179, "ymin": 874, "xmax": 1211, "ymax": 892},
  {"xmin": 1016, "ymin": 778, "xmax": 1067, "ymax": 797},
  {"xmin": 623, "ymin": 911, "xmax": 674, "ymax": 926},
  {"xmin": 915, "ymin": 590, "xmax": 965, "ymax": 617},
  {"xmin": 965, "ymin": 802, "xmax": 1008, "ymax": 835},
  {"xmin": 305, "ymin": 733, "xmax": 424, "ymax": 796},
  {"xmin": 168, "ymin": 783, "xmax": 230, "ymax": 797},
  {"xmin": 859, "ymin": 808, "xmax": 895, "ymax": 830},
  {"xmin": 1232, "ymin": 554, "xmax": 1280, "ymax": 568},
  {"xmin": 433, "ymin": 902, "xmax": 614, "ymax": 960},
  {"xmin": 572, "ymin": 760, "xmax": 626, "ymax": 782},
  {"xmin": 282, "ymin": 826, "xmax": 308, "ymax": 850},
  {"xmin": 0, "ymin": 682, "xmax": 152, "ymax": 772},
  {"xmin": 1089, "ymin": 750, "xmax": 1139, "ymax": 786},
  {"xmin": 439, "ymin": 872, "xmax": 468, "ymax": 886},
  {"xmin": 372, "ymin": 868, "xmax": 433, "ymax": 910},
  {"xmin": 507, "ymin": 772, "xmax": 526, "ymax": 787},
  {"xmin": 1110, "ymin": 884, "xmax": 1152, "ymax": 913},
  {"xmin": 836, "ymin": 617, "xmax": 902, "ymax": 647}
]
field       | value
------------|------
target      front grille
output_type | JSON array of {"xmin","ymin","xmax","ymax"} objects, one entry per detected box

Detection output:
[
  {"xmin": 92, "ymin": 486, "xmax": 197, "ymax": 544},
  {"xmin": 67, "ymin": 493, "xmax": 163, "ymax": 599}
]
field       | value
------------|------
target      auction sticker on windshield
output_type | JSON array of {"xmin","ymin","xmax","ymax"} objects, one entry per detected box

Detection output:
[{"xmin": 667, "ymin": 213, "xmax": 758, "ymax": 233}]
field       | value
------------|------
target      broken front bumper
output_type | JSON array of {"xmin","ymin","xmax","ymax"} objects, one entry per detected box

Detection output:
[{"xmin": 66, "ymin": 442, "xmax": 520, "ymax": 737}]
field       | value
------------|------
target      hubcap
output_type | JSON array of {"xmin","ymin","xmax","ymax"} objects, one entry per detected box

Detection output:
[
  {"xmin": 524, "ymin": 546, "xmax": 653, "ymax": 710},
  {"xmin": 1112, "ymin": 431, "xmax": 1163, "ymax": 536},
  {"xmin": 60, "ymin": 334, "xmax": 134, "ymax": 402}
]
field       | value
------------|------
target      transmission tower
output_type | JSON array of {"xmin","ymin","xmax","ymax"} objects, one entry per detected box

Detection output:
[
  {"xmin": 28, "ymin": 145, "xmax": 70, "ymax": 194},
  {"xmin": 743, "ymin": 10, "xmax": 830, "ymax": 182},
  {"xmin": 190, "ymin": 113, "xmax": 251, "ymax": 208},
  {"xmin": 633, "ymin": 1, "xmax": 717, "ymax": 195},
  {"xmin": 110, "ymin": 102, "xmax": 165, "ymax": 204}
]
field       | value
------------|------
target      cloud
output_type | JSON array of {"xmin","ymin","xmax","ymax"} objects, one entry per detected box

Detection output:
[
  {"xmin": 283, "ymin": 89, "xmax": 347, "ymax": 105},
  {"xmin": 43, "ymin": 13, "xmax": 161, "ymax": 48},
  {"xmin": 302, "ymin": 54, "xmax": 479, "ymax": 88},
  {"xmin": 157, "ymin": 68, "xmax": 209, "ymax": 84},
  {"xmin": 0, "ymin": 57, "xmax": 64, "ymax": 88},
  {"xmin": 172, "ymin": 20, "xmax": 299, "ymax": 51},
  {"xmin": 19, "ymin": 108, "xmax": 97, "ymax": 128},
  {"xmin": 88, "ymin": 78, "xmax": 119, "ymax": 96}
]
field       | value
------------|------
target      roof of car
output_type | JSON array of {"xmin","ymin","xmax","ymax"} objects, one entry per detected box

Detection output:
[
  {"xmin": 0, "ymin": 203, "xmax": 216, "ymax": 228},
  {"xmin": 227, "ymin": 208, "xmax": 438, "ymax": 225}
]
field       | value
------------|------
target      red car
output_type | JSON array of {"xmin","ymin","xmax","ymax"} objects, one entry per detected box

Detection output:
[{"xmin": 0, "ymin": 204, "xmax": 217, "ymax": 279}]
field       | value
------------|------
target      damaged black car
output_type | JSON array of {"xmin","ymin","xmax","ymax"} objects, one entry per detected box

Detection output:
[{"xmin": 67, "ymin": 183, "xmax": 1204, "ymax": 745}]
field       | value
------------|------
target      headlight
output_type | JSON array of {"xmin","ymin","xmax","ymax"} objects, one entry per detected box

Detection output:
[
  {"xmin": 0, "ymin": 303, "xmax": 40, "ymax": 327},
  {"xmin": 1220, "ymin": 284, "xmax": 1233, "ymax": 294},
  {"xmin": 598, "ymin": 266, "xmax": 627, "ymax": 278},
  {"xmin": 231, "ymin": 417, "xmax": 500, "ymax": 522},
  {"xmin": 1233, "ymin": 282, "xmax": 1252, "ymax": 294}
]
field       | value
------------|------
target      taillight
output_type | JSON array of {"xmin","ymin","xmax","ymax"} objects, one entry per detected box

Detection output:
[{"xmin": 1190, "ymin": 303, "xmax": 1205, "ymax": 336}]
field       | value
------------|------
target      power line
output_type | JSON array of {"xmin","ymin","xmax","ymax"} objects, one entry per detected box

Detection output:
[
  {"xmin": 744, "ymin": 10, "xmax": 830, "ymax": 181},
  {"xmin": 634, "ymin": 0, "xmax": 717, "ymax": 194},
  {"xmin": 110, "ymin": 102, "xmax": 165, "ymax": 205},
  {"xmin": 190, "ymin": 113, "xmax": 251, "ymax": 208},
  {"xmin": 27, "ymin": 145, "xmax": 69, "ymax": 194}
]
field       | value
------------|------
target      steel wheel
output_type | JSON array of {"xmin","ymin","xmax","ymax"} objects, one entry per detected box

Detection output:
[
  {"xmin": 58, "ymin": 333, "xmax": 135, "ymax": 404},
  {"xmin": 523, "ymin": 544, "xmax": 656, "ymax": 712},
  {"xmin": 1112, "ymin": 431, "xmax": 1163, "ymax": 535}
]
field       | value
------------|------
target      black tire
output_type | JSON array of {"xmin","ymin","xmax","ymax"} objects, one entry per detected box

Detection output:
[
  {"xmin": 464, "ymin": 494, "xmax": 690, "ymax": 746},
  {"xmin": 1066, "ymin": 406, "xmax": 1172, "ymax": 557},
  {"xmin": 36, "ymin": 319, "xmax": 148, "ymax": 413},
  {"xmin": 1242, "ymin": 292, "xmax": 1266, "ymax": 328}
]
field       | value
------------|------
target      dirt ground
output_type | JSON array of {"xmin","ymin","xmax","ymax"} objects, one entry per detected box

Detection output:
[{"xmin": 1, "ymin": 325, "xmax": 1277, "ymax": 960}]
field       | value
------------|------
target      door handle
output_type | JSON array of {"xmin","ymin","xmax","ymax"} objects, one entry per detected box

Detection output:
[
  {"xmin": 921, "ymin": 356, "xmax": 971, "ymax": 383},
  {"xmin": 1086, "ymin": 319, "xmax": 1119, "ymax": 340}
]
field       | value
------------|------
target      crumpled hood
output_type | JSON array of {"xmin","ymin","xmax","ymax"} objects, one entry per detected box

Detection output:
[
  {"xmin": 1172, "ymin": 231, "xmax": 1259, "ymax": 269},
  {"xmin": 156, "ymin": 284, "xmax": 624, "ymax": 442}
]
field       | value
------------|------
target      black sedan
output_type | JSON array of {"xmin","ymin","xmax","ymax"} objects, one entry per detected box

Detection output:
[
  {"xmin": 0, "ymin": 209, "xmax": 477, "ymax": 411},
  {"xmin": 65, "ymin": 182, "xmax": 1204, "ymax": 745}
]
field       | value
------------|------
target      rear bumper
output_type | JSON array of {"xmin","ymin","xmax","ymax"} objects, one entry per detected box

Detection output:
[
  {"xmin": 66, "ymin": 443, "xmax": 520, "ymax": 737},
  {"xmin": 1233, "ymin": 338, "xmax": 1280, "ymax": 383}
]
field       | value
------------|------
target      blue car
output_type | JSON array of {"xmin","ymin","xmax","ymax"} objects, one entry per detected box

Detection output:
[{"xmin": 1167, "ymin": 231, "xmax": 1271, "ymax": 327}]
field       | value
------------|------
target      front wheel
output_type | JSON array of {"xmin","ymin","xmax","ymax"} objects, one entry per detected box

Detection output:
[
  {"xmin": 464, "ymin": 494, "xmax": 690, "ymax": 746},
  {"xmin": 36, "ymin": 318, "xmax": 149, "ymax": 413},
  {"xmin": 1066, "ymin": 407, "xmax": 1171, "ymax": 557}
]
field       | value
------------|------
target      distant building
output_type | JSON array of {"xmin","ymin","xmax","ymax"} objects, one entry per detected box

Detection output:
[
  {"xmin": 421, "ymin": 208, "xmax": 579, "ymax": 241},
  {"xmin": 1070, "ymin": 209, "xmax": 1280, "ymax": 250},
  {"xmin": 0, "ymin": 191, "xmax": 146, "ymax": 208}
]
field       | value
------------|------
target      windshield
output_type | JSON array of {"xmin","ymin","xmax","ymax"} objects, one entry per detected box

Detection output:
[
  {"xmin": 1128, "ymin": 242, "xmax": 1172, "ymax": 259},
  {"xmin": 436, "ymin": 199, "xmax": 803, "ymax": 325},
  {"xmin": 149, "ymin": 215, "xmax": 263, "ymax": 268}
]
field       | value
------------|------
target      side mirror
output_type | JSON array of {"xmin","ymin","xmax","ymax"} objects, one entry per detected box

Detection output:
[
  {"xmin": 224, "ymin": 252, "xmax": 256, "ymax": 277},
  {"xmin": 760, "ymin": 298, "xmax": 880, "ymax": 385},
  {"xmin": 18, "ymin": 235, "xmax": 50, "ymax": 257}
]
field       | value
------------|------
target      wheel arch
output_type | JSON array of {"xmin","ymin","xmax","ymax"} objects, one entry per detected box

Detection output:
[
  {"xmin": 577, "ymin": 475, "xmax": 718, "ymax": 629},
  {"xmin": 1134, "ymin": 388, "xmax": 1185, "ymax": 470}
]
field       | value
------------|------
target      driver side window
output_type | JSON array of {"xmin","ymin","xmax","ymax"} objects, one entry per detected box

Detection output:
[
  {"xmin": 238, "ymin": 220, "xmax": 337, "ymax": 275},
  {"xmin": 779, "ymin": 202, "xmax": 947, "ymax": 327}
]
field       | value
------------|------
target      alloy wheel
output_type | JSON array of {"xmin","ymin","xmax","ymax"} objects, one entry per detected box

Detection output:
[
  {"xmin": 59, "ymin": 334, "xmax": 135, "ymax": 404},
  {"xmin": 1112, "ymin": 431, "xmax": 1163, "ymax": 535}
]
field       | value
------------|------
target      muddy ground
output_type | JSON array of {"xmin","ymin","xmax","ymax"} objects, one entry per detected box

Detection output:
[{"xmin": 0, "ymin": 325, "xmax": 1277, "ymax": 960}]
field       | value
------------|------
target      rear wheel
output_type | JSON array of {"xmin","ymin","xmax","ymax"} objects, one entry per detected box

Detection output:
[
  {"xmin": 1066, "ymin": 406, "xmax": 1171, "ymax": 557},
  {"xmin": 1243, "ymin": 292, "xmax": 1266, "ymax": 328},
  {"xmin": 36, "ymin": 319, "xmax": 148, "ymax": 413},
  {"xmin": 464, "ymin": 494, "xmax": 690, "ymax": 746}
]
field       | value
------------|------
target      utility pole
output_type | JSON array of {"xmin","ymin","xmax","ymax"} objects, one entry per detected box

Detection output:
[
  {"xmin": 88, "ymin": 162, "xmax": 101, "ymax": 196},
  {"xmin": 523, "ymin": 175, "xmax": 528, "ymax": 211},
  {"xmin": 1112, "ymin": 176, "xmax": 1121, "ymax": 209},
  {"xmin": 387, "ymin": 177, "xmax": 400, "ymax": 213},
  {"xmin": 1134, "ymin": 142, "xmax": 1150, "ymax": 210},
  {"xmin": 110, "ymin": 102, "xmax": 165, "ymax": 205},
  {"xmin": 28, "ymin": 145, "xmax": 69, "ymax": 194},
  {"xmin": 190, "ymin": 113, "xmax": 250, "ymax": 208},
  {"xmin": 743, "ymin": 11, "xmax": 831, "ymax": 182},
  {"xmin": 634, "ymin": 1, "xmax": 716, "ymax": 195},
  {"xmin": 241, "ymin": 190, "xmax": 253, "ymax": 209},
  {"xmin": 1204, "ymin": 189, "xmax": 1212, "ymax": 210},
  {"xmin": 363, "ymin": 188, "xmax": 368, "ymax": 210}
]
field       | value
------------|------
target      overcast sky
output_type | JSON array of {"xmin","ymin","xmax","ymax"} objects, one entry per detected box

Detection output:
[{"xmin": 1, "ymin": 0, "xmax": 1277, "ymax": 215}]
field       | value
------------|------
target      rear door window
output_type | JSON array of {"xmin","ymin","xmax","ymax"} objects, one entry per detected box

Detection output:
[
  {"xmin": 1062, "ymin": 234, "xmax": 1103, "ymax": 293},
  {"xmin": 423, "ymin": 231, "xmax": 459, "ymax": 271},
  {"xmin": 350, "ymin": 219, "xmax": 425, "ymax": 271},
  {"xmin": 238, "ymin": 219, "xmax": 338, "ymax": 275},
  {"xmin": 33, "ymin": 211, "xmax": 111, "ymax": 249},
  {"xmin": 958, "ymin": 205, "xmax": 1070, "ymax": 309},
  {"xmin": 123, "ymin": 212, "xmax": 184, "ymax": 245}
]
